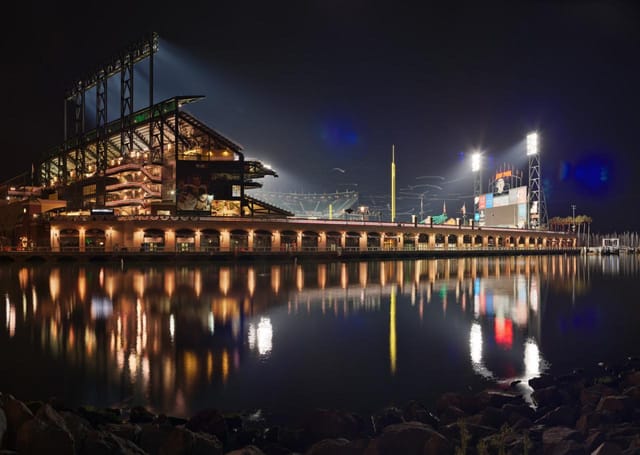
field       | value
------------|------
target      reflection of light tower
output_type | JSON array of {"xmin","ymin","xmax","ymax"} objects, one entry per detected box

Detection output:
[
  {"xmin": 471, "ymin": 151, "xmax": 482, "ymax": 222},
  {"xmin": 527, "ymin": 132, "xmax": 547, "ymax": 229}
]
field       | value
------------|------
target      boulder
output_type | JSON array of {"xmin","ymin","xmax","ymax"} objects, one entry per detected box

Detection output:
[
  {"xmin": 402, "ymin": 401, "xmax": 439, "ymax": 428},
  {"xmin": 102, "ymin": 423, "xmax": 142, "ymax": 444},
  {"xmin": 591, "ymin": 441, "xmax": 623, "ymax": 455},
  {"xmin": 532, "ymin": 386, "xmax": 563, "ymax": 409},
  {"xmin": 477, "ymin": 406, "xmax": 506, "ymax": 428},
  {"xmin": 437, "ymin": 405, "xmax": 467, "ymax": 425},
  {"xmin": 529, "ymin": 373, "xmax": 556, "ymax": 389},
  {"xmin": 302, "ymin": 409, "xmax": 362, "ymax": 443},
  {"xmin": 186, "ymin": 408, "xmax": 228, "ymax": 443},
  {"xmin": 0, "ymin": 409, "xmax": 6, "ymax": 448},
  {"xmin": 371, "ymin": 407, "xmax": 404, "ymax": 433},
  {"xmin": 129, "ymin": 406, "xmax": 156, "ymax": 424},
  {"xmin": 77, "ymin": 406, "xmax": 122, "ymax": 426},
  {"xmin": 536, "ymin": 405, "xmax": 578, "ymax": 427},
  {"xmin": 16, "ymin": 415, "xmax": 74, "ymax": 454},
  {"xmin": 161, "ymin": 426, "xmax": 223, "ymax": 455},
  {"xmin": 476, "ymin": 390, "xmax": 524, "ymax": 409},
  {"xmin": 304, "ymin": 438, "xmax": 365, "ymax": 455},
  {"xmin": 1, "ymin": 395, "xmax": 33, "ymax": 448},
  {"xmin": 575, "ymin": 412, "xmax": 601, "ymax": 434},
  {"xmin": 138, "ymin": 423, "xmax": 174, "ymax": 455},
  {"xmin": 82, "ymin": 430, "xmax": 147, "ymax": 455},
  {"xmin": 624, "ymin": 371, "xmax": 640, "ymax": 388},
  {"xmin": 225, "ymin": 445, "xmax": 266, "ymax": 455},
  {"xmin": 542, "ymin": 426, "xmax": 583, "ymax": 453},
  {"xmin": 375, "ymin": 422, "xmax": 450, "ymax": 455},
  {"xmin": 436, "ymin": 392, "xmax": 478, "ymax": 414}
]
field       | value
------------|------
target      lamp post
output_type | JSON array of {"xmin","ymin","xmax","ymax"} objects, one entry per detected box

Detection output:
[
  {"xmin": 571, "ymin": 204, "xmax": 576, "ymax": 233},
  {"xmin": 471, "ymin": 151, "xmax": 482, "ymax": 225}
]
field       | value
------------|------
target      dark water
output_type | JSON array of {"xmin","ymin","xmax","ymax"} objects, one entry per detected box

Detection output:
[{"xmin": 0, "ymin": 255, "xmax": 639, "ymax": 418}]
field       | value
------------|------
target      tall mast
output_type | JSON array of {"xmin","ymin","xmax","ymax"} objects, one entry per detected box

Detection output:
[{"xmin": 391, "ymin": 145, "xmax": 396, "ymax": 222}]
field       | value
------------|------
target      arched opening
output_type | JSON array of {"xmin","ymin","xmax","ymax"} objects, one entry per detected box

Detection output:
[
  {"xmin": 447, "ymin": 234, "xmax": 458, "ymax": 248},
  {"xmin": 85, "ymin": 228, "xmax": 106, "ymax": 252},
  {"xmin": 142, "ymin": 229, "xmax": 165, "ymax": 252},
  {"xmin": 59, "ymin": 229, "xmax": 79, "ymax": 251},
  {"xmin": 230, "ymin": 229, "xmax": 249, "ymax": 250},
  {"xmin": 253, "ymin": 230, "xmax": 273, "ymax": 251},
  {"xmin": 367, "ymin": 232, "xmax": 381, "ymax": 250},
  {"xmin": 176, "ymin": 229, "xmax": 195, "ymax": 252},
  {"xmin": 487, "ymin": 236, "xmax": 495, "ymax": 248},
  {"xmin": 417, "ymin": 233, "xmax": 429, "ymax": 250},
  {"xmin": 280, "ymin": 230, "xmax": 298, "ymax": 252},
  {"xmin": 201, "ymin": 229, "xmax": 220, "ymax": 252},
  {"xmin": 403, "ymin": 233, "xmax": 416, "ymax": 250},
  {"xmin": 518, "ymin": 237, "xmax": 526, "ymax": 248},
  {"xmin": 345, "ymin": 232, "xmax": 361, "ymax": 250},
  {"xmin": 463, "ymin": 234, "xmax": 472, "ymax": 248},
  {"xmin": 497, "ymin": 237, "xmax": 505, "ymax": 248},
  {"xmin": 383, "ymin": 232, "xmax": 399, "ymax": 250},
  {"xmin": 474, "ymin": 235, "xmax": 483, "ymax": 248},
  {"xmin": 326, "ymin": 231, "xmax": 342, "ymax": 251},
  {"xmin": 302, "ymin": 231, "xmax": 319, "ymax": 251},
  {"xmin": 435, "ymin": 233, "xmax": 445, "ymax": 248}
]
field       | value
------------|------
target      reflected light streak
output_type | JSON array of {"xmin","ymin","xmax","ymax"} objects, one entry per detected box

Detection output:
[
  {"xmin": 248, "ymin": 267, "xmax": 256, "ymax": 297},
  {"xmin": 524, "ymin": 338, "xmax": 541, "ymax": 378},
  {"xmin": 164, "ymin": 269, "xmax": 175, "ymax": 297},
  {"xmin": 49, "ymin": 269, "xmax": 60, "ymax": 301},
  {"xmin": 271, "ymin": 266, "xmax": 280, "ymax": 294},
  {"xmin": 469, "ymin": 322, "xmax": 492, "ymax": 379},
  {"xmin": 208, "ymin": 311, "xmax": 215, "ymax": 335},
  {"xmin": 296, "ymin": 266, "xmax": 304, "ymax": 291},
  {"xmin": 18, "ymin": 268, "xmax": 28, "ymax": 290},
  {"xmin": 194, "ymin": 269, "xmax": 202, "ymax": 297},
  {"xmin": 222, "ymin": 349, "xmax": 229, "ymax": 383},
  {"xmin": 32, "ymin": 286, "xmax": 37, "ymax": 314},
  {"xmin": 220, "ymin": 268, "xmax": 230, "ymax": 295},
  {"xmin": 389, "ymin": 286, "xmax": 397, "ymax": 375},
  {"xmin": 248, "ymin": 317, "xmax": 273, "ymax": 357},
  {"xmin": 169, "ymin": 314, "xmax": 175, "ymax": 342}
]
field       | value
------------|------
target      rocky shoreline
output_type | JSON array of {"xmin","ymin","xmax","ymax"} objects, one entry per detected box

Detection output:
[{"xmin": 2, "ymin": 358, "xmax": 640, "ymax": 454}]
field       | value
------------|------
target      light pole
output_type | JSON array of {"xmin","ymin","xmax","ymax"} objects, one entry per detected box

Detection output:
[
  {"xmin": 471, "ymin": 151, "xmax": 482, "ymax": 225},
  {"xmin": 571, "ymin": 204, "xmax": 576, "ymax": 233}
]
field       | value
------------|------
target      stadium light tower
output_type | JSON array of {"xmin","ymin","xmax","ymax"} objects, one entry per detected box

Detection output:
[
  {"xmin": 527, "ymin": 131, "xmax": 547, "ymax": 229},
  {"xmin": 471, "ymin": 151, "xmax": 482, "ymax": 223}
]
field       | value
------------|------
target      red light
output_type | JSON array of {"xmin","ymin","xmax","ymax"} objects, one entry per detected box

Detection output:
[{"xmin": 494, "ymin": 318, "xmax": 513, "ymax": 348}]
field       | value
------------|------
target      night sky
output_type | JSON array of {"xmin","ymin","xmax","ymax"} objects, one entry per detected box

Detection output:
[{"xmin": 2, "ymin": 1, "xmax": 639, "ymax": 231}]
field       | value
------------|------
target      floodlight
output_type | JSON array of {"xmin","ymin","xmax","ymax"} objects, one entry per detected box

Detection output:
[
  {"xmin": 471, "ymin": 152, "xmax": 481, "ymax": 172},
  {"xmin": 526, "ymin": 132, "xmax": 539, "ymax": 156}
]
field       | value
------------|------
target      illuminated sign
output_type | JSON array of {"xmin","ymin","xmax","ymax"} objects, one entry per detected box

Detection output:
[{"xmin": 495, "ymin": 170, "xmax": 512, "ymax": 180}]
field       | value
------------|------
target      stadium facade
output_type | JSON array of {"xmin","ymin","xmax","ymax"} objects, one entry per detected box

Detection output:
[{"xmin": 0, "ymin": 34, "xmax": 575, "ymax": 254}]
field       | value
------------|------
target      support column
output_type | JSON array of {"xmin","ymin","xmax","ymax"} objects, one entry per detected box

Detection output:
[
  {"xmin": 79, "ymin": 228, "xmax": 86, "ymax": 253},
  {"xmin": 273, "ymin": 231, "xmax": 281, "ymax": 251},
  {"xmin": 359, "ymin": 232, "xmax": 367, "ymax": 251},
  {"xmin": 318, "ymin": 232, "xmax": 327, "ymax": 251},
  {"xmin": 221, "ymin": 231, "xmax": 230, "ymax": 251}
]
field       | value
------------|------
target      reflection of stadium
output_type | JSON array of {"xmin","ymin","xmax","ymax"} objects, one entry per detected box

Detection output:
[
  {"xmin": 0, "ymin": 255, "xmax": 586, "ymax": 416},
  {"xmin": 252, "ymin": 191, "xmax": 358, "ymax": 218}
]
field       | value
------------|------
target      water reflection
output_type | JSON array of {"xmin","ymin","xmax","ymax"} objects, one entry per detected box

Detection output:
[{"xmin": 0, "ymin": 255, "xmax": 635, "ymax": 417}]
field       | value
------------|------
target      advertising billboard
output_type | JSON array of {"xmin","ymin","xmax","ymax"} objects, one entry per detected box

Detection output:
[
  {"xmin": 176, "ymin": 161, "xmax": 243, "ymax": 215},
  {"xmin": 478, "ymin": 186, "xmax": 528, "ymax": 228}
]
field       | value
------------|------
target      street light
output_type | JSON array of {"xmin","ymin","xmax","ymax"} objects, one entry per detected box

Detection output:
[
  {"xmin": 471, "ymin": 151, "xmax": 482, "ymax": 225},
  {"xmin": 526, "ymin": 132, "xmax": 539, "ymax": 156},
  {"xmin": 359, "ymin": 205, "xmax": 369, "ymax": 222}
]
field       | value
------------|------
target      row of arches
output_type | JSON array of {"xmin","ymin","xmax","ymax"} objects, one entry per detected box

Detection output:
[{"xmin": 53, "ymin": 227, "xmax": 575, "ymax": 253}]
